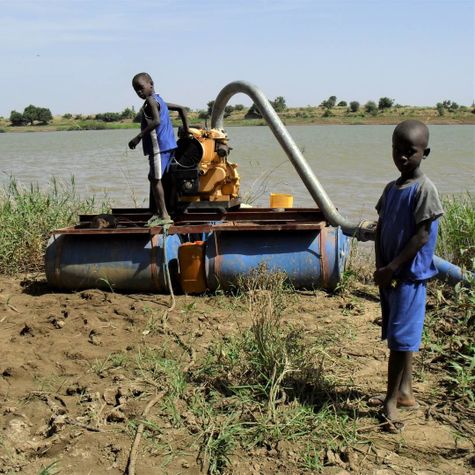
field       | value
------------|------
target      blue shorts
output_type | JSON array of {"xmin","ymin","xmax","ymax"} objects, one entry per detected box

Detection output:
[
  {"xmin": 148, "ymin": 149, "xmax": 174, "ymax": 180},
  {"xmin": 380, "ymin": 281, "xmax": 427, "ymax": 351}
]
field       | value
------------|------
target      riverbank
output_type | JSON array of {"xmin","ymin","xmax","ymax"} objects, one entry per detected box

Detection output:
[
  {"xmin": 1, "ymin": 106, "xmax": 474, "ymax": 133},
  {"xmin": 0, "ymin": 179, "xmax": 473, "ymax": 473},
  {"xmin": 1, "ymin": 269, "xmax": 474, "ymax": 474}
]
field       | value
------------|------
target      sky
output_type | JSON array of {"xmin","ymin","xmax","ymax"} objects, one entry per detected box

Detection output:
[{"xmin": 0, "ymin": 0, "xmax": 474, "ymax": 116}]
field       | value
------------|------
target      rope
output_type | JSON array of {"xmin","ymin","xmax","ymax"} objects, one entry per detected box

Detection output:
[
  {"xmin": 126, "ymin": 391, "xmax": 164, "ymax": 475},
  {"xmin": 126, "ymin": 223, "xmax": 176, "ymax": 475},
  {"xmin": 161, "ymin": 223, "xmax": 176, "ymax": 318}
]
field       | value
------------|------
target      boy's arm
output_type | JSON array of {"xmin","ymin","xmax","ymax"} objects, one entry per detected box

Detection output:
[
  {"xmin": 375, "ymin": 218, "xmax": 382, "ymax": 270},
  {"xmin": 167, "ymin": 103, "xmax": 190, "ymax": 135},
  {"xmin": 128, "ymin": 97, "xmax": 161, "ymax": 149},
  {"xmin": 374, "ymin": 219, "xmax": 431, "ymax": 288}
]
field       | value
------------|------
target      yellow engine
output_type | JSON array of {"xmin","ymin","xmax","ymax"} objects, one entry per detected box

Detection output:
[{"xmin": 170, "ymin": 127, "xmax": 240, "ymax": 209}]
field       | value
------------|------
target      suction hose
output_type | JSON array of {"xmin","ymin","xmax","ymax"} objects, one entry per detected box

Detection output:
[{"xmin": 210, "ymin": 80, "xmax": 376, "ymax": 242}]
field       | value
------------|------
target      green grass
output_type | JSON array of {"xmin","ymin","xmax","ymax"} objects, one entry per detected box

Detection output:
[
  {"xmin": 128, "ymin": 266, "xmax": 365, "ymax": 473},
  {"xmin": 0, "ymin": 176, "xmax": 110, "ymax": 274},
  {"xmin": 436, "ymin": 192, "xmax": 475, "ymax": 270}
]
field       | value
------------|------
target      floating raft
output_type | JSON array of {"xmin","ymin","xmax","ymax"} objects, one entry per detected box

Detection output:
[{"xmin": 45, "ymin": 208, "xmax": 350, "ymax": 293}]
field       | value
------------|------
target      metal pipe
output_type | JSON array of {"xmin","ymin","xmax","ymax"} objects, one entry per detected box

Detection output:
[
  {"xmin": 210, "ymin": 81, "xmax": 472, "ymax": 288},
  {"xmin": 210, "ymin": 80, "xmax": 376, "ymax": 241}
]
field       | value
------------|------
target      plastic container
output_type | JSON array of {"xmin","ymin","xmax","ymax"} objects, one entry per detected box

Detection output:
[
  {"xmin": 178, "ymin": 241, "xmax": 207, "ymax": 294},
  {"xmin": 270, "ymin": 193, "xmax": 293, "ymax": 208}
]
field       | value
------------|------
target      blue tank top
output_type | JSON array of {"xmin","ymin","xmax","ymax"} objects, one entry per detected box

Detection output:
[
  {"xmin": 141, "ymin": 94, "xmax": 177, "ymax": 155},
  {"xmin": 377, "ymin": 177, "xmax": 442, "ymax": 281}
]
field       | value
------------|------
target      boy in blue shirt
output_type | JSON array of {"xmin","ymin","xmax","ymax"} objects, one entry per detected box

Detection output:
[
  {"xmin": 374, "ymin": 120, "xmax": 443, "ymax": 433},
  {"xmin": 128, "ymin": 72, "xmax": 177, "ymax": 226}
]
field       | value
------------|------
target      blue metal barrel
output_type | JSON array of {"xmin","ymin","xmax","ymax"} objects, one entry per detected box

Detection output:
[
  {"xmin": 205, "ymin": 226, "xmax": 349, "ymax": 291},
  {"xmin": 45, "ymin": 233, "xmax": 181, "ymax": 292}
]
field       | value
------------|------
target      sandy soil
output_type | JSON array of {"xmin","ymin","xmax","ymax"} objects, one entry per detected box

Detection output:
[{"xmin": 0, "ymin": 274, "xmax": 473, "ymax": 474}]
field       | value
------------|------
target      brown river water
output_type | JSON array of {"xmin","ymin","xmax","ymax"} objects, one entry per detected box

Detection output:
[{"xmin": 1, "ymin": 125, "xmax": 474, "ymax": 223}]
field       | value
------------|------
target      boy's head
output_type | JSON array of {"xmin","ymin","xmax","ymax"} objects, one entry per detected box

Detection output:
[
  {"xmin": 132, "ymin": 72, "xmax": 154, "ymax": 99},
  {"xmin": 392, "ymin": 120, "xmax": 430, "ymax": 176}
]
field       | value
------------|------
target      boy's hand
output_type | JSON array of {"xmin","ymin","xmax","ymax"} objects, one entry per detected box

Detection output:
[
  {"xmin": 128, "ymin": 136, "xmax": 141, "ymax": 149},
  {"xmin": 374, "ymin": 266, "xmax": 394, "ymax": 288}
]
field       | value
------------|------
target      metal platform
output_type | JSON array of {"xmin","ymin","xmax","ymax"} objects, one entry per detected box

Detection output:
[{"xmin": 54, "ymin": 208, "xmax": 328, "ymax": 235}]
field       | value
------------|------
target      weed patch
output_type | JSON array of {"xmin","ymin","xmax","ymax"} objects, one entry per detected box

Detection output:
[{"xmin": 0, "ymin": 176, "xmax": 109, "ymax": 274}]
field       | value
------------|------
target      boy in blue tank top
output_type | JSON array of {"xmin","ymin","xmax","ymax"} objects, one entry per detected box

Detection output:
[
  {"xmin": 373, "ymin": 120, "xmax": 443, "ymax": 432},
  {"xmin": 128, "ymin": 72, "xmax": 177, "ymax": 226}
]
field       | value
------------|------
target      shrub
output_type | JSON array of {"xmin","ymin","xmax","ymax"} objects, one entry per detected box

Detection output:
[
  {"xmin": 9, "ymin": 110, "xmax": 26, "ymax": 126},
  {"xmin": 349, "ymin": 101, "xmax": 360, "ymax": 113},
  {"xmin": 95, "ymin": 112, "xmax": 121, "ymax": 122},
  {"xmin": 337, "ymin": 101, "xmax": 347, "ymax": 107},
  {"xmin": 364, "ymin": 101, "xmax": 378, "ymax": 115},
  {"xmin": 436, "ymin": 193, "xmax": 475, "ymax": 269},
  {"xmin": 271, "ymin": 96, "xmax": 287, "ymax": 112},
  {"xmin": 245, "ymin": 103, "xmax": 262, "ymax": 119},
  {"xmin": 320, "ymin": 96, "xmax": 337, "ymax": 109},
  {"xmin": 436, "ymin": 103, "xmax": 445, "ymax": 116},
  {"xmin": 120, "ymin": 107, "xmax": 135, "ymax": 119},
  {"xmin": 62, "ymin": 113, "xmax": 73, "ymax": 119}
]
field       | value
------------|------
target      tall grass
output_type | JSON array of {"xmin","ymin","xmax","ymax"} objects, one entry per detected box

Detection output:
[
  {"xmin": 436, "ymin": 192, "xmax": 475, "ymax": 269},
  {"xmin": 0, "ymin": 176, "xmax": 109, "ymax": 274}
]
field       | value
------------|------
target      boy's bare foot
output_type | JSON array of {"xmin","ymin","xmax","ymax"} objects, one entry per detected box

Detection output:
[
  {"xmin": 146, "ymin": 215, "xmax": 174, "ymax": 227},
  {"xmin": 379, "ymin": 413, "xmax": 405, "ymax": 434}
]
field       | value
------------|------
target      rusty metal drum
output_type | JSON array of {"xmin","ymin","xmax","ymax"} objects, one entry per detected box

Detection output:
[{"xmin": 45, "ymin": 233, "xmax": 181, "ymax": 292}]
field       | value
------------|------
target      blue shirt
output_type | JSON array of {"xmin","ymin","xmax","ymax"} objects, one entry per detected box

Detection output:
[
  {"xmin": 141, "ymin": 93, "xmax": 177, "ymax": 156},
  {"xmin": 376, "ymin": 174, "xmax": 444, "ymax": 281}
]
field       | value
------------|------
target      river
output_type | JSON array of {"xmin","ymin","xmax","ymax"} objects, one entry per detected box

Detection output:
[{"xmin": 0, "ymin": 125, "xmax": 473, "ymax": 222}]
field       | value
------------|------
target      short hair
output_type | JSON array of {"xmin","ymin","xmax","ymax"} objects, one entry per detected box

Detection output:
[
  {"xmin": 132, "ymin": 72, "xmax": 153, "ymax": 85},
  {"xmin": 393, "ymin": 120, "xmax": 429, "ymax": 148}
]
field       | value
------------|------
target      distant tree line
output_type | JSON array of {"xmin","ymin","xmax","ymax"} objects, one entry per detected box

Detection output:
[{"xmin": 7, "ymin": 97, "xmax": 472, "ymax": 127}]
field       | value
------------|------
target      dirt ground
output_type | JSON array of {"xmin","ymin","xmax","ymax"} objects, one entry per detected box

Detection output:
[{"xmin": 0, "ymin": 274, "xmax": 473, "ymax": 475}]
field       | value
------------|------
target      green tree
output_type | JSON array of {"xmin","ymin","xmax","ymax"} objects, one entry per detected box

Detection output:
[
  {"xmin": 436, "ymin": 102, "xmax": 445, "ymax": 116},
  {"xmin": 245, "ymin": 103, "xmax": 262, "ymax": 119},
  {"xmin": 320, "ymin": 95, "xmax": 337, "ymax": 109},
  {"xmin": 349, "ymin": 101, "xmax": 360, "ymax": 112},
  {"xmin": 234, "ymin": 104, "xmax": 244, "ymax": 111},
  {"xmin": 36, "ymin": 107, "xmax": 53, "ymax": 124},
  {"xmin": 224, "ymin": 105, "xmax": 234, "ymax": 118},
  {"xmin": 120, "ymin": 107, "xmax": 135, "ymax": 119},
  {"xmin": 337, "ymin": 100, "xmax": 347, "ymax": 107},
  {"xmin": 9, "ymin": 110, "xmax": 26, "ymax": 126},
  {"xmin": 365, "ymin": 101, "xmax": 378, "ymax": 115},
  {"xmin": 62, "ymin": 113, "xmax": 72, "ymax": 119},
  {"xmin": 271, "ymin": 96, "xmax": 287, "ymax": 112},
  {"xmin": 22, "ymin": 105, "xmax": 38, "ymax": 125},
  {"xmin": 21, "ymin": 104, "xmax": 53, "ymax": 124},
  {"xmin": 378, "ymin": 97, "xmax": 394, "ymax": 110}
]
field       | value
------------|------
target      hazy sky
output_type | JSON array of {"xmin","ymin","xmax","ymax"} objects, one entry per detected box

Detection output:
[{"xmin": 1, "ymin": 0, "xmax": 473, "ymax": 116}]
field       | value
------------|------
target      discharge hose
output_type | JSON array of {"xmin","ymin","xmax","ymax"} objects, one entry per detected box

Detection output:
[{"xmin": 210, "ymin": 80, "xmax": 376, "ymax": 242}]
